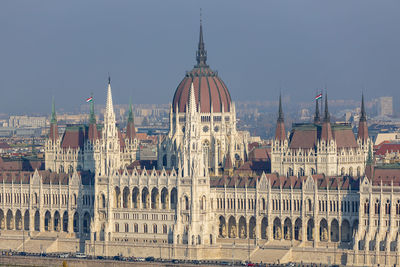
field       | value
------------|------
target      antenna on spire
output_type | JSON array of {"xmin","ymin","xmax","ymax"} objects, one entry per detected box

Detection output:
[
  {"xmin": 200, "ymin": 8, "xmax": 202, "ymax": 25},
  {"xmin": 108, "ymin": 73, "xmax": 111, "ymax": 84}
]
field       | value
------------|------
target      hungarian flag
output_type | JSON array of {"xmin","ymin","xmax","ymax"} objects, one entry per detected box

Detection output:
[
  {"xmin": 315, "ymin": 93, "xmax": 322, "ymax": 100},
  {"xmin": 86, "ymin": 96, "xmax": 93, "ymax": 103}
]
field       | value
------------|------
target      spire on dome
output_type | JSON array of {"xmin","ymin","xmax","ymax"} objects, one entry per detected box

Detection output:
[
  {"xmin": 51, "ymin": 97, "xmax": 57, "ymax": 124},
  {"xmin": 196, "ymin": 11, "xmax": 207, "ymax": 67}
]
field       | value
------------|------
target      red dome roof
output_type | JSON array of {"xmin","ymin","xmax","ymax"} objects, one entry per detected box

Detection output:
[
  {"xmin": 172, "ymin": 66, "xmax": 231, "ymax": 113},
  {"xmin": 172, "ymin": 22, "xmax": 232, "ymax": 113}
]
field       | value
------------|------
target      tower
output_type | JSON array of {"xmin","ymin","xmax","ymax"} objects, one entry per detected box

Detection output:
[
  {"xmin": 275, "ymin": 94, "xmax": 286, "ymax": 142},
  {"xmin": 100, "ymin": 77, "xmax": 121, "ymax": 175}
]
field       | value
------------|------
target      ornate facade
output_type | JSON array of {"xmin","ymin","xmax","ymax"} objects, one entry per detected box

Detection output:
[
  {"xmin": 157, "ymin": 23, "xmax": 249, "ymax": 175},
  {"xmin": 2, "ymin": 23, "xmax": 400, "ymax": 266},
  {"xmin": 45, "ymin": 80, "xmax": 139, "ymax": 174},
  {"xmin": 271, "ymin": 94, "xmax": 371, "ymax": 177}
]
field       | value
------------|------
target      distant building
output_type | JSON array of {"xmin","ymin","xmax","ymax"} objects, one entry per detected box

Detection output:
[
  {"xmin": 8, "ymin": 115, "xmax": 46, "ymax": 128},
  {"xmin": 378, "ymin": 96, "xmax": 393, "ymax": 117}
]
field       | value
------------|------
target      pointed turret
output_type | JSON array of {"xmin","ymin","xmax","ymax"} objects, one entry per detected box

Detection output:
[
  {"xmin": 49, "ymin": 98, "xmax": 58, "ymax": 141},
  {"xmin": 196, "ymin": 19, "xmax": 207, "ymax": 67},
  {"xmin": 126, "ymin": 101, "xmax": 136, "ymax": 140},
  {"xmin": 88, "ymin": 95, "xmax": 98, "ymax": 141},
  {"xmin": 357, "ymin": 94, "xmax": 368, "ymax": 142},
  {"xmin": 275, "ymin": 94, "xmax": 286, "ymax": 142},
  {"xmin": 105, "ymin": 76, "xmax": 115, "ymax": 122},
  {"xmin": 188, "ymin": 82, "xmax": 197, "ymax": 114},
  {"xmin": 321, "ymin": 93, "xmax": 333, "ymax": 141},
  {"xmin": 314, "ymin": 97, "xmax": 320, "ymax": 123}
]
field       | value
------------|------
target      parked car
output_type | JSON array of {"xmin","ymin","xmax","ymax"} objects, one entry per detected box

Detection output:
[
  {"xmin": 145, "ymin": 256, "xmax": 155, "ymax": 262},
  {"xmin": 75, "ymin": 253, "xmax": 86, "ymax": 258}
]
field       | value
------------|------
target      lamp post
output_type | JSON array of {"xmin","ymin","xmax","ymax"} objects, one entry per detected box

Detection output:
[{"xmin": 232, "ymin": 241, "xmax": 235, "ymax": 266}]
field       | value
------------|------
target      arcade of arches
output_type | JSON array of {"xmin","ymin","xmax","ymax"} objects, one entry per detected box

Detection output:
[
  {"xmin": 218, "ymin": 215, "xmax": 357, "ymax": 243},
  {"xmin": 0, "ymin": 209, "xmax": 91, "ymax": 234}
]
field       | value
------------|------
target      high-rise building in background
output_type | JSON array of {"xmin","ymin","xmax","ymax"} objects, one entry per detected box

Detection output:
[{"xmin": 378, "ymin": 96, "xmax": 393, "ymax": 117}]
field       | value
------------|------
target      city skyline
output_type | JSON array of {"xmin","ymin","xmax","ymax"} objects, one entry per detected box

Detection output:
[{"xmin": 1, "ymin": 0, "xmax": 399, "ymax": 113}]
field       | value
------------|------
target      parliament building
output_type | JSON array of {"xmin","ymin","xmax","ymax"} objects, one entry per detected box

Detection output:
[{"xmin": 0, "ymin": 22, "xmax": 398, "ymax": 266}]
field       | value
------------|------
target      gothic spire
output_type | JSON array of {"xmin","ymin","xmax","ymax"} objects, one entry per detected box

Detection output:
[
  {"xmin": 196, "ymin": 15, "xmax": 207, "ymax": 67},
  {"xmin": 105, "ymin": 76, "xmax": 115, "ymax": 122},
  {"xmin": 127, "ymin": 101, "xmax": 134, "ymax": 123},
  {"xmin": 51, "ymin": 97, "xmax": 57, "ymax": 124},
  {"xmin": 277, "ymin": 93, "xmax": 284, "ymax": 122},
  {"xmin": 89, "ymin": 94, "xmax": 96, "ymax": 124},
  {"xmin": 323, "ymin": 92, "xmax": 330, "ymax": 122},
  {"xmin": 360, "ymin": 93, "xmax": 366, "ymax": 121},
  {"xmin": 275, "ymin": 94, "xmax": 286, "ymax": 142},
  {"xmin": 314, "ymin": 95, "xmax": 320, "ymax": 123}
]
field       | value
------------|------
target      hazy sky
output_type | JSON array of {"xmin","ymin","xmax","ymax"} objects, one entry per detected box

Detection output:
[{"xmin": 1, "ymin": 0, "xmax": 399, "ymax": 114}]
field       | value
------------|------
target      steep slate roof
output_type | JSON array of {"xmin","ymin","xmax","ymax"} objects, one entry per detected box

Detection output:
[
  {"xmin": 0, "ymin": 170, "xmax": 94, "ymax": 185},
  {"xmin": 210, "ymin": 173, "xmax": 359, "ymax": 190},
  {"xmin": 288, "ymin": 123, "xmax": 357, "ymax": 150},
  {"xmin": 60, "ymin": 124, "xmax": 126, "ymax": 150}
]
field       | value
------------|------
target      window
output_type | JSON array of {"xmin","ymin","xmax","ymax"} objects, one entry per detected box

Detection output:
[
  {"xmin": 115, "ymin": 223, "xmax": 119, "ymax": 232},
  {"xmin": 134, "ymin": 223, "xmax": 138, "ymax": 233},
  {"xmin": 163, "ymin": 224, "xmax": 167, "ymax": 234},
  {"xmin": 153, "ymin": 224, "xmax": 157, "ymax": 234},
  {"xmin": 144, "ymin": 224, "xmax": 148, "ymax": 233},
  {"xmin": 125, "ymin": 223, "xmax": 129, "ymax": 233}
]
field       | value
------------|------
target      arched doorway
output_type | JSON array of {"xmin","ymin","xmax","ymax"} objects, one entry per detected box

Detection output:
[
  {"xmin": 261, "ymin": 217, "xmax": 268, "ymax": 240},
  {"xmin": 341, "ymin": 219, "xmax": 351, "ymax": 242},
  {"xmin": 53, "ymin": 211, "xmax": 61, "ymax": 231},
  {"xmin": 161, "ymin": 188, "xmax": 169, "ymax": 209},
  {"xmin": 62, "ymin": 211, "xmax": 68, "ymax": 232},
  {"xmin": 170, "ymin": 188, "xmax": 177, "ymax": 209},
  {"xmin": 141, "ymin": 187, "xmax": 149, "ymax": 209},
  {"xmin": 73, "ymin": 212, "xmax": 79, "ymax": 232},
  {"xmin": 6, "ymin": 209, "xmax": 13, "ymax": 230},
  {"xmin": 319, "ymin": 219, "xmax": 328, "ymax": 241},
  {"xmin": 283, "ymin": 218, "xmax": 292, "ymax": 240},
  {"xmin": 44, "ymin": 211, "xmax": 51, "ymax": 231},
  {"xmin": 228, "ymin": 216, "xmax": 237, "ymax": 238},
  {"xmin": 114, "ymin": 187, "xmax": 121, "ymax": 208},
  {"xmin": 249, "ymin": 217, "xmax": 256, "ymax": 239},
  {"xmin": 273, "ymin": 218, "xmax": 282, "ymax": 240},
  {"xmin": 151, "ymin": 188, "xmax": 159, "ymax": 209},
  {"xmin": 23, "ymin": 210, "xmax": 29, "ymax": 231},
  {"xmin": 219, "ymin": 216, "xmax": 226, "ymax": 238},
  {"xmin": 0, "ymin": 209, "xmax": 4, "ymax": 230},
  {"xmin": 34, "ymin": 210, "xmax": 40, "ymax": 231},
  {"xmin": 294, "ymin": 218, "xmax": 302, "ymax": 241},
  {"xmin": 83, "ymin": 212, "xmax": 90, "ymax": 233},
  {"xmin": 123, "ymin": 187, "xmax": 130, "ymax": 208},
  {"xmin": 331, "ymin": 219, "xmax": 339, "ymax": 242},
  {"xmin": 238, "ymin": 216, "xmax": 247, "ymax": 238},
  {"xmin": 15, "ymin": 210, "xmax": 22, "ymax": 230},
  {"xmin": 307, "ymin": 219, "xmax": 314, "ymax": 241},
  {"xmin": 132, "ymin": 187, "xmax": 139, "ymax": 208}
]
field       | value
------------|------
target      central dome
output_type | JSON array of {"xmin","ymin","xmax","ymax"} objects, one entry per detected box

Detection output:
[{"xmin": 172, "ymin": 24, "xmax": 232, "ymax": 113}]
